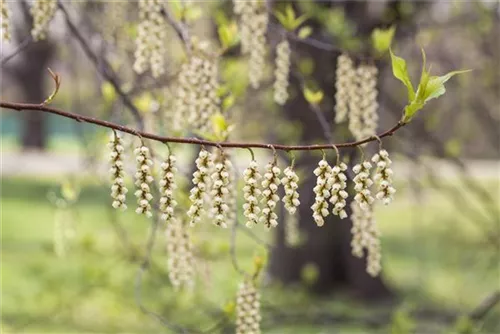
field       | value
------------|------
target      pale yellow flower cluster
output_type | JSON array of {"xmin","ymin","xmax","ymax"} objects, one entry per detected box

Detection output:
[
  {"xmin": 174, "ymin": 55, "xmax": 221, "ymax": 133},
  {"xmin": 133, "ymin": 0, "xmax": 167, "ymax": 78},
  {"xmin": 1, "ymin": 0, "xmax": 11, "ymax": 42},
  {"xmin": 233, "ymin": 0, "xmax": 268, "ymax": 88},
  {"xmin": 166, "ymin": 218, "xmax": 195, "ymax": 289},
  {"xmin": 235, "ymin": 279, "xmax": 261, "ymax": 334},
  {"xmin": 30, "ymin": 0, "xmax": 57, "ymax": 41}
]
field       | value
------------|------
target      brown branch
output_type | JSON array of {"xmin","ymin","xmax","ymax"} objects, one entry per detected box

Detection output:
[
  {"xmin": 469, "ymin": 290, "xmax": 500, "ymax": 321},
  {"xmin": 0, "ymin": 101, "xmax": 405, "ymax": 151}
]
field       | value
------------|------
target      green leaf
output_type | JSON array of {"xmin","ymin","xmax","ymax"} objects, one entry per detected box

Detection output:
[
  {"xmin": 218, "ymin": 21, "xmax": 238, "ymax": 49},
  {"xmin": 423, "ymin": 70, "xmax": 471, "ymax": 102},
  {"xmin": 298, "ymin": 26, "xmax": 313, "ymax": 39},
  {"xmin": 101, "ymin": 82, "xmax": 117, "ymax": 103},
  {"xmin": 274, "ymin": 5, "xmax": 308, "ymax": 31},
  {"xmin": 222, "ymin": 94, "xmax": 235, "ymax": 111},
  {"xmin": 403, "ymin": 100, "xmax": 425, "ymax": 123},
  {"xmin": 303, "ymin": 87, "xmax": 324, "ymax": 105},
  {"xmin": 415, "ymin": 48, "xmax": 430, "ymax": 102},
  {"xmin": 274, "ymin": 10, "xmax": 289, "ymax": 29},
  {"xmin": 390, "ymin": 49, "xmax": 415, "ymax": 102},
  {"xmin": 291, "ymin": 14, "xmax": 309, "ymax": 30},
  {"xmin": 371, "ymin": 25, "xmax": 396, "ymax": 54},
  {"xmin": 184, "ymin": 5, "xmax": 203, "ymax": 22}
]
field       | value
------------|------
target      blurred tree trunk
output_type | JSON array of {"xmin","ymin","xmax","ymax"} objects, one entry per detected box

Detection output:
[
  {"xmin": 268, "ymin": 1, "xmax": 419, "ymax": 299},
  {"xmin": 14, "ymin": 1, "xmax": 54, "ymax": 150},
  {"xmin": 18, "ymin": 41, "xmax": 54, "ymax": 150}
]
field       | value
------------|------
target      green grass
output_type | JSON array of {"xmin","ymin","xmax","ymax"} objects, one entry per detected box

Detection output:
[{"xmin": 1, "ymin": 177, "xmax": 499, "ymax": 333}]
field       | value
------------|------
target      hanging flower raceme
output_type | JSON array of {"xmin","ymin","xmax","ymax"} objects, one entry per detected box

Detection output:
[
  {"xmin": 174, "ymin": 54, "xmax": 221, "ymax": 133},
  {"xmin": 188, "ymin": 148, "xmax": 213, "ymax": 226},
  {"xmin": 347, "ymin": 65, "xmax": 364, "ymax": 140},
  {"xmin": 248, "ymin": 9, "xmax": 268, "ymax": 89},
  {"xmin": 350, "ymin": 202, "xmax": 381, "ymax": 277},
  {"xmin": 285, "ymin": 213, "xmax": 301, "ymax": 247},
  {"xmin": 159, "ymin": 154, "xmax": 177, "ymax": 223},
  {"xmin": 259, "ymin": 159, "xmax": 281, "ymax": 229},
  {"xmin": 357, "ymin": 64, "xmax": 379, "ymax": 138},
  {"xmin": 311, "ymin": 159, "xmax": 333, "ymax": 227},
  {"xmin": 108, "ymin": 132, "xmax": 128, "ymax": 210},
  {"xmin": 372, "ymin": 149, "xmax": 396, "ymax": 205},
  {"xmin": 166, "ymin": 218, "xmax": 196, "ymax": 289},
  {"xmin": 233, "ymin": 0, "xmax": 251, "ymax": 54},
  {"xmin": 235, "ymin": 278, "xmax": 262, "ymax": 334},
  {"xmin": 134, "ymin": 144, "xmax": 154, "ymax": 218},
  {"xmin": 133, "ymin": 0, "xmax": 167, "ymax": 78},
  {"xmin": 281, "ymin": 166, "xmax": 300, "ymax": 215},
  {"xmin": 274, "ymin": 38, "xmax": 291, "ymax": 105},
  {"xmin": 334, "ymin": 53, "xmax": 354, "ymax": 124},
  {"xmin": 30, "ymin": 0, "xmax": 57, "ymax": 41},
  {"xmin": 352, "ymin": 160, "xmax": 374, "ymax": 211},
  {"xmin": 329, "ymin": 162, "xmax": 349, "ymax": 219},
  {"xmin": 1, "ymin": 0, "xmax": 11, "ymax": 42},
  {"xmin": 209, "ymin": 153, "xmax": 232, "ymax": 228},
  {"xmin": 243, "ymin": 160, "xmax": 262, "ymax": 228},
  {"xmin": 225, "ymin": 158, "xmax": 237, "ymax": 226}
]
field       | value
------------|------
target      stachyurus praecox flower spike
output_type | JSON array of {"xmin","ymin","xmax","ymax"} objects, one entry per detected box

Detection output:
[
  {"xmin": 174, "ymin": 55, "xmax": 221, "ymax": 134},
  {"xmin": 348, "ymin": 64, "xmax": 379, "ymax": 140},
  {"xmin": 329, "ymin": 162, "xmax": 349, "ymax": 219},
  {"xmin": 352, "ymin": 160, "xmax": 374, "ymax": 211},
  {"xmin": 234, "ymin": 0, "xmax": 268, "ymax": 88},
  {"xmin": 311, "ymin": 159, "xmax": 333, "ymax": 227},
  {"xmin": 334, "ymin": 53, "xmax": 355, "ymax": 124},
  {"xmin": 188, "ymin": 148, "xmax": 213, "ymax": 226},
  {"xmin": 372, "ymin": 149, "xmax": 396, "ymax": 205},
  {"xmin": 243, "ymin": 160, "xmax": 262, "ymax": 228},
  {"xmin": 30, "ymin": 0, "xmax": 57, "ymax": 41},
  {"xmin": 235, "ymin": 278, "xmax": 262, "ymax": 334},
  {"xmin": 281, "ymin": 166, "xmax": 300, "ymax": 215},
  {"xmin": 1, "ymin": 0, "xmax": 11, "ymax": 42},
  {"xmin": 350, "ymin": 202, "xmax": 382, "ymax": 277},
  {"xmin": 209, "ymin": 154, "xmax": 232, "ymax": 228},
  {"xmin": 159, "ymin": 154, "xmax": 178, "ymax": 223},
  {"xmin": 108, "ymin": 132, "xmax": 128, "ymax": 210},
  {"xmin": 260, "ymin": 160, "xmax": 281, "ymax": 229},
  {"xmin": 166, "ymin": 218, "xmax": 196, "ymax": 289},
  {"xmin": 134, "ymin": 144, "xmax": 154, "ymax": 217},
  {"xmin": 274, "ymin": 39, "xmax": 291, "ymax": 105},
  {"xmin": 133, "ymin": 0, "xmax": 167, "ymax": 78}
]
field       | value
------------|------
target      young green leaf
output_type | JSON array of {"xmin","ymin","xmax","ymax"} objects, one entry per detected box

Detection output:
[
  {"xmin": 389, "ymin": 49, "xmax": 415, "ymax": 102},
  {"xmin": 101, "ymin": 82, "xmax": 117, "ymax": 103},
  {"xmin": 218, "ymin": 22, "xmax": 238, "ymax": 49},
  {"xmin": 423, "ymin": 70, "xmax": 472, "ymax": 102},
  {"xmin": 371, "ymin": 25, "xmax": 396, "ymax": 54},
  {"xmin": 298, "ymin": 26, "xmax": 313, "ymax": 39},
  {"xmin": 399, "ymin": 48, "xmax": 471, "ymax": 123},
  {"xmin": 303, "ymin": 87, "xmax": 324, "ymax": 105},
  {"xmin": 274, "ymin": 4, "xmax": 308, "ymax": 31}
]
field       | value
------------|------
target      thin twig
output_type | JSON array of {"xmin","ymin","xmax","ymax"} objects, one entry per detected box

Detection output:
[
  {"xmin": 57, "ymin": 1, "xmax": 144, "ymax": 129},
  {"xmin": 161, "ymin": 5, "xmax": 191, "ymax": 54},
  {"xmin": 0, "ymin": 101, "xmax": 406, "ymax": 151},
  {"xmin": 469, "ymin": 290, "xmax": 500, "ymax": 321},
  {"xmin": 0, "ymin": 36, "xmax": 33, "ymax": 67}
]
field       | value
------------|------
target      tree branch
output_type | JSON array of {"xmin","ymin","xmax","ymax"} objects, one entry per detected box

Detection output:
[{"xmin": 0, "ymin": 101, "xmax": 406, "ymax": 152}]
